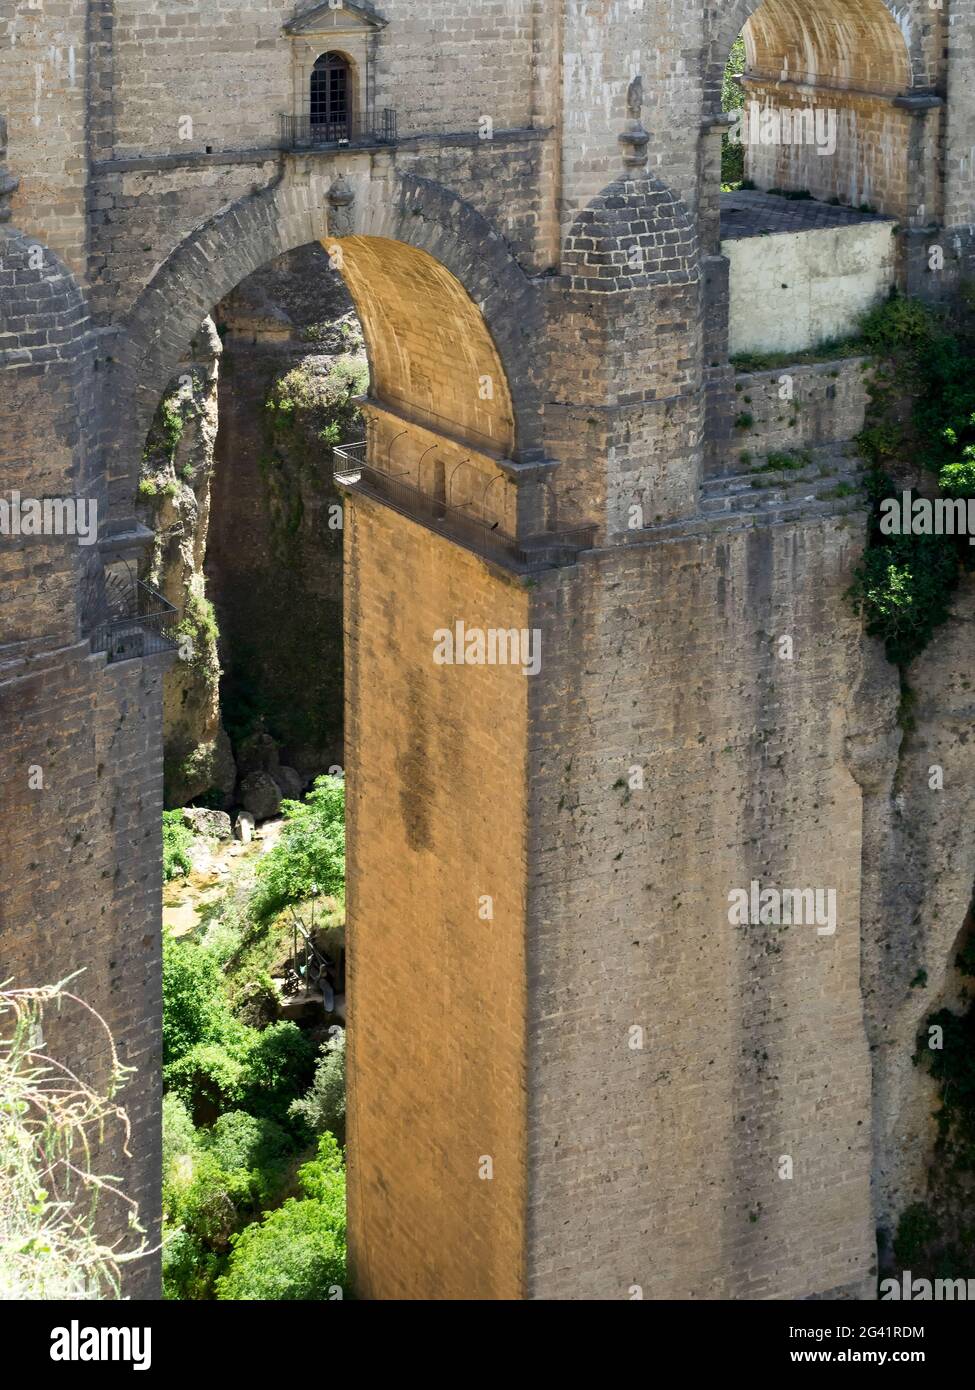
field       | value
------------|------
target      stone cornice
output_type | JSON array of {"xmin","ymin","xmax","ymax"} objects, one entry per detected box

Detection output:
[{"xmin": 284, "ymin": 1, "xmax": 387, "ymax": 35}]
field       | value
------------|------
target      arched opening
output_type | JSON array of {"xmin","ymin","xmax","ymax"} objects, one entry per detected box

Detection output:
[
  {"xmin": 738, "ymin": 0, "xmax": 913, "ymax": 214},
  {"xmin": 135, "ymin": 231, "xmax": 524, "ymax": 811},
  {"xmin": 716, "ymin": 0, "xmax": 922, "ymax": 357},
  {"xmin": 311, "ymin": 51, "xmax": 352, "ymax": 142}
]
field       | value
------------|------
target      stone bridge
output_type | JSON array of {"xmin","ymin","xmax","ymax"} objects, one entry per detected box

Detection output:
[{"xmin": 3, "ymin": 0, "xmax": 975, "ymax": 1300}]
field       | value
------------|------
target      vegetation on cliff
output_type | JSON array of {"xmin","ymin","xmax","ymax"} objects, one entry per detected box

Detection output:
[
  {"xmin": 161, "ymin": 778, "xmax": 348, "ymax": 1301},
  {"xmin": 140, "ymin": 333, "xmax": 235, "ymax": 811},
  {"xmin": 847, "ymin": 293, "xmax": 975, "ymax": 667},
  {"xmin": 838, "ymin": 295, "xmax": 975, "ymax": 1285},
  {"xmin": 163, "ymin": 810, "xmax": 194, "ymax": 882}
]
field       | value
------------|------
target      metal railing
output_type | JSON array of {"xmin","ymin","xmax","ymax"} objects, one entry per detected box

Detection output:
[
  {"xmin": 280, "ymin": 109, "xmax": 397, "ymax": 151},
  {"xmin": 90, "ymin": 581, "xmax": 180, "ymax": 665},
  {"xmin": 286, "ymin": 908, "xmax": 342, "ymax": 1011},
  {"xmin": 333, "ymin": 444, "xmax": 595, "ymax": 572}
]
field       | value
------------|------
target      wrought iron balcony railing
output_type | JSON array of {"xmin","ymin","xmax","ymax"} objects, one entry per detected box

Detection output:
[
  {"xmin": 280, "ymin": 110, "xmax": 398, "ymax": 151},
  {"xmin": 90, "ymin": 581, "xmax": 181, "ymax": 666},
  {"xmin": 333, "ymin": 444, "xmax": 595, "ymax": 573}
]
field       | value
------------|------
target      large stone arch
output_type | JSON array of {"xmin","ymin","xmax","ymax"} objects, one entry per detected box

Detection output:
[
  {"xmin": 705, "ymin": 0, "xmax": 928, "ymax": 118},
  {"xmin": 705, "ymin": 0, "xmax": 932, "ymax": 221},
  {"xmin": 107, "ymin": 170, "xmax": 542, "ymax": 525}
]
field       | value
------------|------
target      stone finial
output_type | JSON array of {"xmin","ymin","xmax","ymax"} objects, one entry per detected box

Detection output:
[
  {"xmin": 620, "ymin": 77, "xmax": 649, "ymax": 170},
  {"xmin": 0, "ymin": 117, "xmax": 20, "ymax": 223}
]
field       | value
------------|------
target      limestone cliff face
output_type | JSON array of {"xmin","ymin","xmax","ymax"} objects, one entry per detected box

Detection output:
[
  {"xmin": 138, "ymin": 318, "xmax": 236, "ymax": 808},
  {"xmin": 850, "ymin": 573, "xmax": 975, "ymax": 1251},
  {"xmin": 207, "ymin": 245, "xmax": 364, "ymax": 782},
  {"xmin": 136, "ymin": 249, "xmax": 364, "ymax": 806}
]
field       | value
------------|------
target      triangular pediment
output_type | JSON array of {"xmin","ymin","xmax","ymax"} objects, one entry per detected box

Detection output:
[{"xmin": 285, "ymin": 1, "xmax": 386, "ymax": 35}]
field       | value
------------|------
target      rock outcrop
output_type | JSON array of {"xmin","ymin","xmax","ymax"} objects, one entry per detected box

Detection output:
[
  {"xmin": 851, "ymin": 571, "xmax": 975, "ymax": 1257},
  {"xmin": 138, "ymin": 318, "xmax": 236, "ymax": 808}
]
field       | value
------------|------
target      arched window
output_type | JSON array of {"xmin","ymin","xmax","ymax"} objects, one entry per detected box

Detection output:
[{"xmin": 311, "ymin": 52, "xmax": 351, "ymax": 140}]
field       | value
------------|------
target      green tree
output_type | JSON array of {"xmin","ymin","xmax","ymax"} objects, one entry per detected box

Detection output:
[
  {"xmin": 214, "ymin": 1199, "xmax": 346, "ymax": 1301},
  {"xmin": 239, "ymin": 1022, "xmax": 317, "ymax": 1126},
  {"xmin": 250, "ymin": 776, "xmax": 346, "ymax": 923},
  {"xmin": 162, "ymin": 938, "xmax": 243, "ymax": 1068},
  {"xmin": 289, "ymin": 1028, "xmax": 346, "ymax": 1142},
  {"xmin": 848, "ymin": 533, "xmax": 959, "ymax": 668}
]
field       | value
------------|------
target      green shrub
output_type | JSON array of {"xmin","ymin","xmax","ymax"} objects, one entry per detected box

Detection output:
[
  {"xmin": 859, "ymin": 295, "xmax": 941, "ymax": 357},
  {"xmin": 162, "ymin": 1094, "xmax": 198, "ymax": 1177},
  {"xmin": 202, "ymin": 1110, "xmax": 293, "ymax": 1178},
  {"xmin": 848, "ymin": 533, "xmax": 959, "ymax": 668},
  {"xmin": 215, "ymin": 1139, "xmax": 347, "ymax": 1302},
  {"xmin": 215, "ymin": 1198, "xmax": 346, "ymax": 1301},
  {"xmin": 250, "ymin": 776, "xmax": 346, "ymax": 924},
  {"xmin": 162, "ymin": 1227, "xmax": 221, "ymax": 1302},
  {"xmin": 766, "ymin": 450, "xmax": 811, "ymax": 472},
  {"xmin": 164, "ymin": 1042, "xmax": 246, "ymax": 1121},
  {"xmin": 855, "ymin": 423, "xmax": 902, "ymax": 467},
  {"xmin": 939, "ymin": 438, "xmax": 975, "ymax": 498},
  {"xmin": 289, "ymin": 1029, "xmax": 346, "ymax": 1142},
  {"xmin": 162, "ymin": 937, "xmax": 243, "ymax": 1068},
  {"xmin": 297, "ymin": 1133, "xmax": 346, "ymax": 1212},
  {"xmin": 163, "ymin": 810, "xmax": 193, "ymax": 881},
  {"xmin": 265, "ymin": 356, "xmax": 368, "ymax": 464},
  {"xmin": 166, "ymin": 1149, "xmax": 253, "ymax": 1252}
]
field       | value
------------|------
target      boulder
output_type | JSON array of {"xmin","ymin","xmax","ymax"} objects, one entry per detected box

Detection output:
[
  {"xmin": 272, "ymin": 765, "xmax": 304, "ymax": 801},
  {"xmin": 181, "ymin": 807, "xmax": 233, "ymax": 841},
  {"xmin": 236, "ymin": 732, "xmax": 281, "ymax": 778},
  {"xmin": 240, "ymin": 771, "xmax": 282, "ymax": 822},
  {"xmin": 234, "ymin": 812, "xmax": 256, "ymax": 845},
  {"xmin": 186, "ymin": 840, "xmax": 212, "ymax": 876}
]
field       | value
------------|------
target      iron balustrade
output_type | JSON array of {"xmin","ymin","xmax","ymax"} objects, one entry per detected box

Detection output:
[
  {"xmin": 280, "ymin": 110, "xmax": 398, "ymax": 150},
  {"xmin": 332, "ymin": 444, "xmax": 595, "ymax": 572},
  {"xmin": 90, "ymin": 581, "xmax": 181, "ymax": 666}
]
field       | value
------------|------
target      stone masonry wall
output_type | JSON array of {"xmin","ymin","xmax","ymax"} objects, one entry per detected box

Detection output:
[
  {"xmin": 3, "ymin": 0, "xmax": 975, "ymax": 1305},
  {"xmin": 1, "ymin": 1, "xmax": 90, "ymax": 278},
  {"xmin": 0, "ymin": 642, "xmax": 167, "ymax": 1299},
  {"xmin": 741, "ymin": 84, "xmax": 915, "ymax": 222},
  {"xmin": 525, "ymin": 510, "xmax": 880, "ymax": 1299},
  {"xmin": 345, "ymin": 491, "xmax": 531, "ymax": 1300},
  {"xmin": 729, "ymin": 358, "xmax": 871, "ymax": 466}
]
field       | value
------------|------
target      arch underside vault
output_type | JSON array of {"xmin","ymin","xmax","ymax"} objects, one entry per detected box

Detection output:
[
  {"xmin": 738, "ymin": 0, "xmax": 918, "ymax": 218},
  {"xmin": 333, "ymin": 233, "xmax": 522, "ymax": 533}
]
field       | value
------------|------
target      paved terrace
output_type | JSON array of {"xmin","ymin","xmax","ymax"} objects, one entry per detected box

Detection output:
[{"xmin": 720, "ymin": 189, "xmax": 894, "ymax": 240}]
